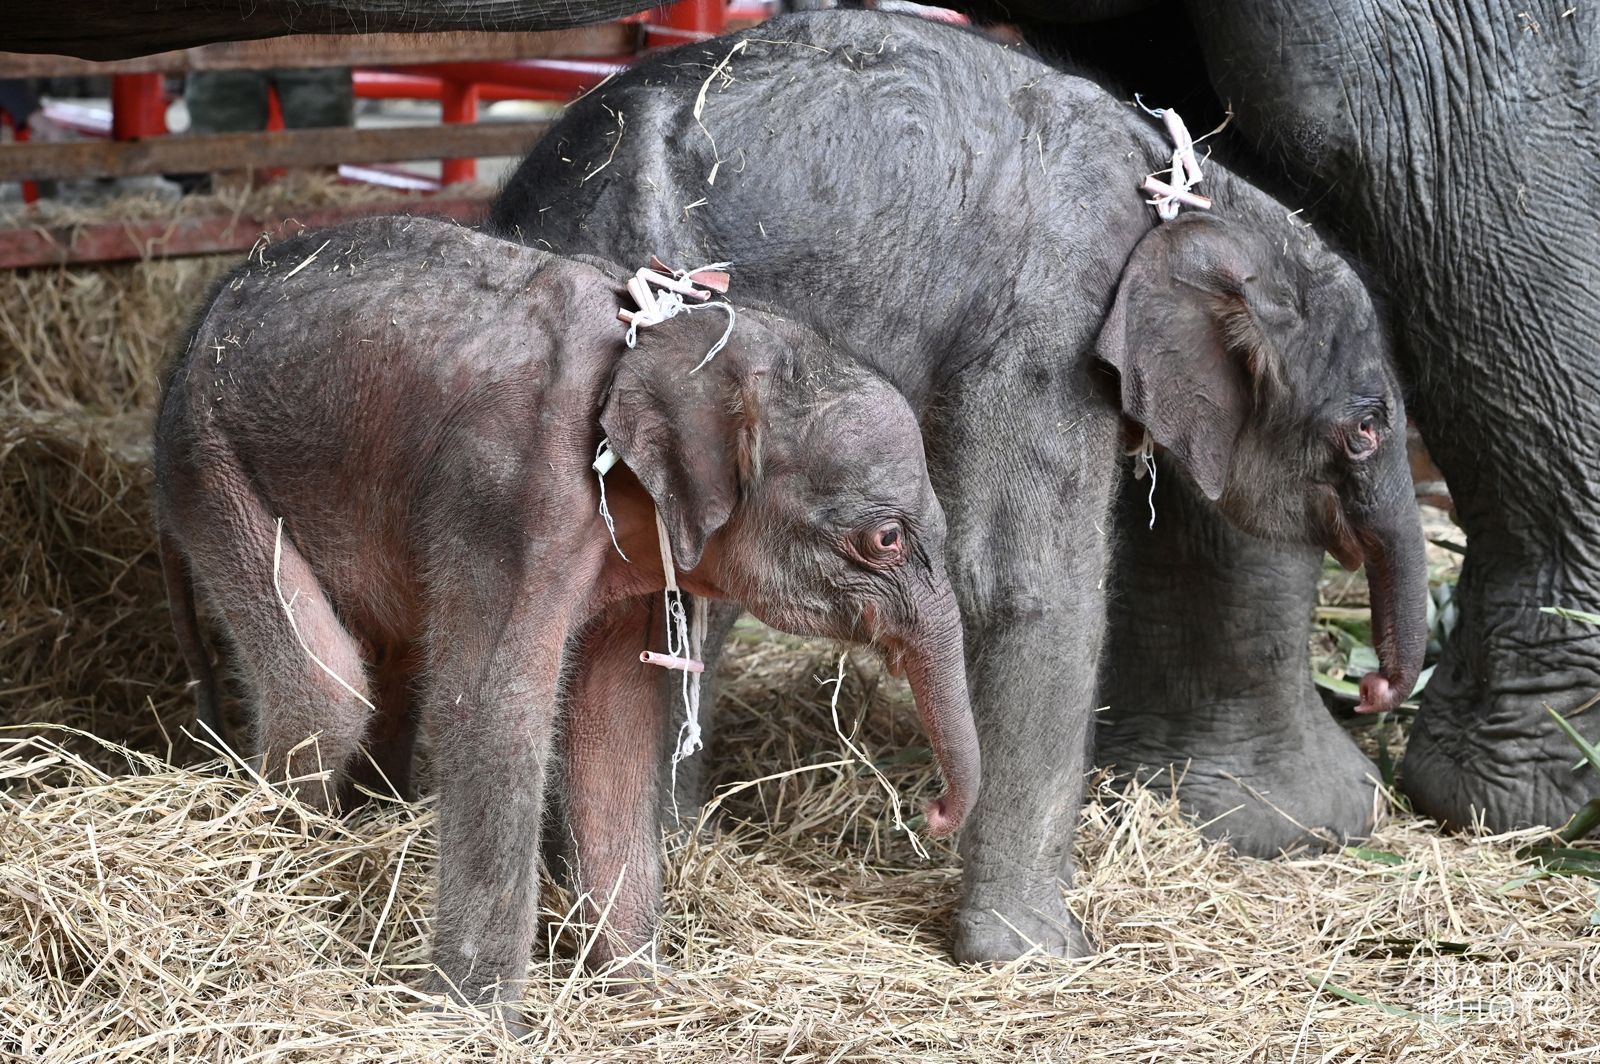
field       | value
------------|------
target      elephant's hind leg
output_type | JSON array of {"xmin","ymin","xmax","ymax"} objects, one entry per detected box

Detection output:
[
  {"xmin": 182, "ymin": 484, "xmax": 375, "ymax": 812},
  {"xmin": 342, "ymin": 640, "xmax": 422, "ymax": 805}
]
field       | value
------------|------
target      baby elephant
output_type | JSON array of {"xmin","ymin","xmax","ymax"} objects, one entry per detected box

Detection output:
[{"xmin": 154, "ymin": 216, "xmax": 978, "ymax": 1016}]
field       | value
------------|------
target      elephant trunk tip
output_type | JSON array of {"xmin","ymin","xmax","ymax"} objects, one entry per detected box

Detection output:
[
  {"xmin": 1356, "ymin": 672, "xmax": 1395, "ymax": 715},
  {"xmin": 924, "ymin": 793, "xmax": 966, "ymax": 837},
  {"xmin": 1357, "ymin": 665, "xmax": 1419, "ymax": 715}
]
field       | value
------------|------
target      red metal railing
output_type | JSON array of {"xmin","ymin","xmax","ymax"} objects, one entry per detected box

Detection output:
[
  {"xmin": 13, "ymin": 1, "xmax": 776, "ymax": 198},
  {"xmin": 360, "ymin": 0, "xmax": 741, "ymax": 184}
]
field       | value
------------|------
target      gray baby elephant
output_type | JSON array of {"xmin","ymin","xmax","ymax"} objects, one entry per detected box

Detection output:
[{"xmin": 153, "ymin": 216, "xmax": 978, "ymax": 1016}]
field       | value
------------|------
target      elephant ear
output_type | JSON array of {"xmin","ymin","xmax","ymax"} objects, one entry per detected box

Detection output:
[
  {"xmin": 1094, "ymin": 213, "xmax": 1292, "ymax": 501},
  {"xmin": 599, "ymin": 314, "xmax": 767, "ymax": 571}
]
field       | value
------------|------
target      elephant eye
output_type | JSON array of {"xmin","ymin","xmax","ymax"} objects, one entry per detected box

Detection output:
[{"xmin": 851, "ymin": 521, "xmax": 907, "ymax": 569}]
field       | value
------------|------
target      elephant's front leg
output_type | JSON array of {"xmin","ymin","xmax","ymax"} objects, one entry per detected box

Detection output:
[
  {"xmin": 934, "ymin": 378, "xmax": 1121, "ymax": 963},
  {"xmin": 423, "ymin": 587, "xmax": 570, "ymax": 1019},
  {"xmin": 562, "ymin": 595, "xmax": 672, "ymax": 979},
  {"xmin": 1402, "ymin": 513, "xmax": 1600, "ymax": 830},
  {"xmin": 1096, "ymin": 461, "xmax": 1381, "ymax": 856}
]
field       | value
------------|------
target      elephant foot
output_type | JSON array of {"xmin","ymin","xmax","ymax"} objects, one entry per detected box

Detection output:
[
  {"xmin": 1100, "ymin": 473, "xmax": 1380, "ymax": 857},
  {"xmin": 595, "ymin": 958, "xmax": 676, "ymax": 999},
  {"xmin": 1402, "ymin": 602, "xmax": 1600, "ymax": 831},
  {"xmin": 1097, "ymin": 686, "xmax": 1380, "ymax": 857},
  {"xmin": 422, "ymin": 973, "xmax": 531, "ymax": 1040},
  {"xmin": 952, "ymin": 889, "xmax": 1092, "ymax": 964}
]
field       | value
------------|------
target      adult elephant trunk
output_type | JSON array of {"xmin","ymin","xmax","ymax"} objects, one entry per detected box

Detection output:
[
  {"xmin": 898, "ymin": 588, "xmax": 981, "ymax": 837},
  {"xmin": 1350, "ymin": 453, "xmax": 1430, "ymax": 715}
]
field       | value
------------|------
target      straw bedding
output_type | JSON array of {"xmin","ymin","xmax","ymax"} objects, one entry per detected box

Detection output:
[{"xmin": 2, "ymin": 189, "xmax": 1596, "ymax": 1062}]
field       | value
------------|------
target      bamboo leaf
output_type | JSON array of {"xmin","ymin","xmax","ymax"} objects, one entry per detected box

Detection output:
[
  {"xmin": 1544, "ymin": 704, "xmax": 1600, "ymax": 775},
  {"xmin": 1305, "ymin": 975, "xmax": 1461, "ymax": 1024},
  {"xmin": 1346, "ymin": 847, "xmax": 1408, "ymax": 866},
  {"xmin": 1542, "ymin": 605, "xmax": 1600, "ymax": 627},
  {"xmin": 1559, "ymin": 799, "xmax": 1600, "ymax": 844},
  {"xmin": 1314, "ymin": 673, "xmax": 1362, "ymax": 697}
]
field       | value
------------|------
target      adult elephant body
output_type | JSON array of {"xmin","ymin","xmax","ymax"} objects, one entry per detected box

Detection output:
[{"xmin": 490, "ymin": 10, "xmax": 1425, "ymax": 960}]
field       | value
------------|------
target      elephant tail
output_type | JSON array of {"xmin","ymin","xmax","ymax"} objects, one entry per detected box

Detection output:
[{"xmin": 159, "ymin": 526, "xmax": 225, "ymax": 738}]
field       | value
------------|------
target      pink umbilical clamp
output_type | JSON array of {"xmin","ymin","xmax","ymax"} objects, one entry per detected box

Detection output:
[{"xmin": 640, "ymin": 651, "xmax": 705, "ymax": 673}]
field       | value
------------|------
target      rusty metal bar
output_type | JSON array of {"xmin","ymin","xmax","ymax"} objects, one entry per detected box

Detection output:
[
  {"xmin": 0, "ymin": 25, "xmax": 640, "ymax": 74},
  {"xmin": 403, "ymin": 58, "xmax": 629, "ymax": 97},
  {"xmin": 0, "ymin": 193, "xmax": 492, "ymax": 269},
  {"xmin": 0, "ymin": 120, "xmax": 551, "ymax": 182}
]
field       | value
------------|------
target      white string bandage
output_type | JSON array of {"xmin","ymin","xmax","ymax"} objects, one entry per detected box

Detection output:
[
  {"xmin": 595, "ymin": 256, "xmax": 733, "ymax": 807},
  {"xmin": 1134, "ymin": 96, "xmax": 1214, "ymax": 222},
  {"xmin": 618, "ymin": 262, "xmax": 736, "ymax": 372}
]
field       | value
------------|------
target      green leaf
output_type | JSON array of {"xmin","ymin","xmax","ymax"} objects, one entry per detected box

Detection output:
[
  {"xmin": 1346, "ymin": 846, "xmax": 1408, "ymax": 866},
  {"xmin": 1542, "ymin": 606, "xmax": 1600, "ymax": 627},
  {"xmin": 1334, "ymin": 621, "xmax": 1375, "ymax": 647},
  {"xmin": 1560, "ymin": 799, "xmax": 1600, "ymax": 844},
  {"xmin": 1544, "ymin": 703, "xmax": 1600, "ymax": 779},
  {"xmin": 1315, "ymin": 673, "xmax": 1363, "ymax": 697},
  {"xmin": 1347, "ymin": 645, "xmax": 1380, "ymax": 673},
  {"xmin": 1498, "ymin": 872, "xmax": 1551, "ymax": 892},
  {"xmin": 1410, "ymin": 664, "xmax": 1435, "ymax": 694},
  {"xmin": 1306, "ymin": 975, "xmax": 1461, "ymax": 1024},
  {"xmin": 1525, "ymin": 846, "xmax": 1600, "ymax": 864},
  {"xmin": 1518, "ymin": 844, "xmax": 1600, "ymax": 879}
]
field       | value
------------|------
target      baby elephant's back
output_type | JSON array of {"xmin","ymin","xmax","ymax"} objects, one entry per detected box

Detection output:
[
  {"xmin": 194, "ymin": 216, "xmax": 572, "ymax": 400},
  {"xmin": 169, "ymin": 217, "xmax": 602, "ymax": 475},
  {"xmin": 159, "ymin": 217, "xmax": 614, "ymax": 616}
]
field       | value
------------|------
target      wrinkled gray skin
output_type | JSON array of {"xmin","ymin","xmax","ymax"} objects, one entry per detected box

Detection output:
[
  {"xmin": 489, "ymin": 11, "xmax": 1429, "ymax": 962},
  {"xmin": 986, "ymin": 0, "xmax": 1600, "ymax": 836},
  {"xmin": 153, "ymin": 215, "xmax": 977, "ymax": 1018}
]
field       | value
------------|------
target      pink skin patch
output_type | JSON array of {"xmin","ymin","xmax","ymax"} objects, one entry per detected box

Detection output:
[
  {"xmin": 1357, "ymin": 672, "xmax": 1394, "ymax": 715},
  {"xmin": 924, "ymin": 795, "xmax": 962, "ymax": 837}
]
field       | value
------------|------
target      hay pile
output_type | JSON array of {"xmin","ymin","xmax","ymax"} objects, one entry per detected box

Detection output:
[
  {"xmin": 0, "ymin": 173, "xmax": 489, "ymax": 412},
  {"xmin": 3, "ymin": 640, "xmax": 1596, "ymax": 1061},
  {"xmin": 0, "ymin": 178, "xmax": 491, "ymax": 756},
  {"xmin": 2, "ymin": 185, "xmax": 1596, "ymax": 1060},
  {"xmin": 0, "ymin": 411, "xmax": 193, "ymax": 759}
]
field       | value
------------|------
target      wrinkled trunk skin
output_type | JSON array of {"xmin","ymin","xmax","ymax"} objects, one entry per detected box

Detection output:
[
  {"xmin": 1181, "ymin": 0, "xmax": 1600, "ymax": 831},
  {"xmin": 1098, "ymin": 464, "xmax": 1381, "ymax": 856},
  {"xmin": 1353, "ymin": 458, "xmax": 1430, "ymax": 717},
  {"xmin": 901, "ymin": 590, "xmax": 981, "ymax": 837}
]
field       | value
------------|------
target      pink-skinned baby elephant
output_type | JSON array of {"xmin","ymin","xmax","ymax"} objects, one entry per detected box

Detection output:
[{"xmin": 153, "ymin": 215, "xmax": 978, "ymax": 1024}]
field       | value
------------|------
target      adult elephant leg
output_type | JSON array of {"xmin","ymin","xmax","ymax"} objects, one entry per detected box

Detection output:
[
  {"xmin": 1167, "ymin": 0, "xmax": 1600, "ymax": 835},
  {"xmin": 1400, "ymin": 455, "xmax": 1600, "ymax": 830},
  {"xmin": 933, "ymin": 374, "xmax": 1120, "ymax": 964},
  {"xmin": 1097, "ymin": 456, "xmax": 1380, "ymax": 856}
]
